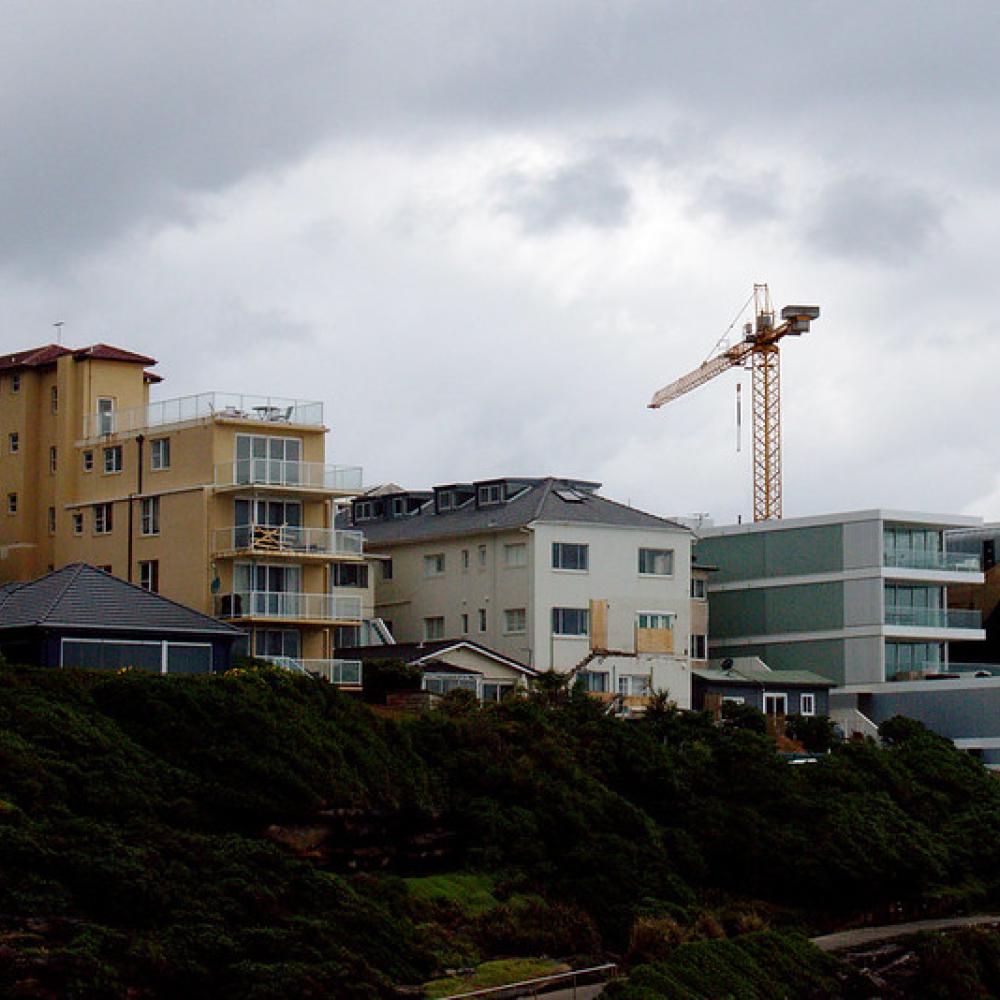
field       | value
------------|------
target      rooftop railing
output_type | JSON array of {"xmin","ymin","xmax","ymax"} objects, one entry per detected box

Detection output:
[
  {"xmin": 262, "ymin": 656, "xmax": 363, "ymax": 686},
  {"xmin": 83, "ymin": 392, "xmax": 324, "ymax": 437},
  {"xmin": 213, "ymin": 525, "xmax": 363, "ymax": 558},
  {"xmin": 216, "ymin": 591, "xmax": 362, "ymax": 622},
  {"xmin": 884, "ymin": 550, "xmax": 983, "ymax": 573},
  {"xmin": 214, "ymin": 459, "xmax": 363, "ymax": 493},
  {"xmin": 884, "ymin": 606, "xmax": 983, "ymax": 629}
]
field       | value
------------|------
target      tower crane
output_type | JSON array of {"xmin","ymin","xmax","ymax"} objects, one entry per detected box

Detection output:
[{"xmin": 648, "ymin": 284, "xmax": 819, "ymax": 522}]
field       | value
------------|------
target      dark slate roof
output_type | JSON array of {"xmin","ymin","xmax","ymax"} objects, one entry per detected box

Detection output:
[
  {"xmin": 347, "ymin": 639, "xmax": 535, "ymax": 675},
  {"xmin": 339, "ymin": 477, "xmax": 690, "ymax": 545},
  {"xmin": 0, "ymin": 564, "xmax": 241, "ymax": 636}
]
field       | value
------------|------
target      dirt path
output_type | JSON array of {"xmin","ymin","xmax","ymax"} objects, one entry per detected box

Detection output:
[{"xmin": 811, "ymin": 914, "xmax": 1000, "ymax": 952}]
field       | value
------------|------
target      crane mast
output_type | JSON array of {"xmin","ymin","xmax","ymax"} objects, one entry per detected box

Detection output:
[{"xmin": 648, "ymin": 284, "xmax": 819, "ymax": 522}]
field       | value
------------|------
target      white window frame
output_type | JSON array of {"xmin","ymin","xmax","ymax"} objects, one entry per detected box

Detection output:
[
  {"xmin": 140, "ymin": 496, "xmax": 160, "ymax": 536},
  {"xmin": 639, "ymin": 547, "xmax": 674, "ymax": 577},
  {"xmin": 800, "ymin": 693, "xmax": 816, "ymax": 717},
  {"xmin": 551, "ymin": 606, "xmax": 590, "ymax": 638},
  {"xmin": 504, "ymin": 543, "xmax": 527, "ymax": 567},
  {"xmin": 636, "ymin": 611, "xmax": 676, "ymax": 630},
  {"xmin": 423, "ymin": 616, "xmax": 445, "ymax": 640},
  {"xmin": 94, "ymin": 502, "xmax": 113, "ymax": 534},
  {"xmin": 72, "ymin": 512, "xmax": 84, "ymax": 536},
  {"xmin": 764, "ymin": 693, "xmax": 788, "ymax": 717},
  {"xmin": 503, "ymin": 608, "xmax": 527, "ymax": 634},
  {"xmin": 478, "ymin": 544, "xmax": 487, "ymax": 567},
  {"xmin": 478, "ymin": 484, "xmax": 503, "ymax": 505},
  {"xmin": 59, "ymin": 637, "xmax": 211, "ymax": 675},
  {"xmin": 461, "ymin": 549, "xmax": 470, "ymax": 571},
  {"xmin": 552, "ymin": 542, "xmax": 589, "ymax": 572},
  {"xmin": 423, "ymin": 553, "xmax": 445, "ymax": 577},
  {"xmin": 690, "ymin": 634, "xmax": 708, "ymax": 659},
  {"xmin": 151, "ymin": 437, "xmax": 170, "ymax": 470},
  {"xmin": 139, "ymin": 559, "xmax": 159, "ymax": 593},
  {"xmin": 83, "ymin": 450, "xmax": 94, "ymax": 472},
  {"xmin": 103, "ymin": 445, "xmax": 123, "ymax": 474},
  {"xmin": 97, "ymin": 396, "xmax": 114, "ymax": 433},
  {"xmin": 691, "ymin": 578, "xmax": 707, "ymax": 600}
]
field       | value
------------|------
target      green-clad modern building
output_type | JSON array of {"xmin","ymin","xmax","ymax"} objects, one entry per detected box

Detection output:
[{"xmin": 696, "ymin": 510, "xmax": 986, "ymax": 687}]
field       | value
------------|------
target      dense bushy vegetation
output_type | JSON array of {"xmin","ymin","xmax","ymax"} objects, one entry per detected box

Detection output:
[{"xmin": 2, "ymin": 665, "xmax": 1000, "ymax": 996}]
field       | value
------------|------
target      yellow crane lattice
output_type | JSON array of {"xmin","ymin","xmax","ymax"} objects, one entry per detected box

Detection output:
[{"xmin": 648, "ymin": 284, "xmax": 819, "ymax": 522}]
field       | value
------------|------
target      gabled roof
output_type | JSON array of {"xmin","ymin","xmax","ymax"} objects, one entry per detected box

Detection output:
[
  {"xmin": 340, "ymin": 477, "xmax": 689, "ymax": 545},
  {"xmin": 0, "ymin": 564, "xmax": 240, "ymax": 636},
  {"xmin": 0, "ymin": 343, "xmax": 157, "ymax": 372},
  {"xmin": 346, "ymin": 639, "xmax": 536, "ymax": 676}
]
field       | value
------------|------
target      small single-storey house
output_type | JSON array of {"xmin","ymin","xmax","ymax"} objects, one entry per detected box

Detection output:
[
  {"xmin": 692, "ymin": 657, "xmax": 835, "ymax": 717},
  {"xmin": 348, "ymin": 639, "xmax": 536, "ymax": 701},
  {"xmin": 0, "ymin": 564, "xmax": 242, "ymax": 674}
]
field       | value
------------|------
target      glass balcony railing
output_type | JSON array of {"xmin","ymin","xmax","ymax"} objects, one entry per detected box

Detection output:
[
  {"xmin": 213, "ymin": 525, "xmax": 363, "ymax": 558},
  {"xmin": 214, "ymin": 459, "xmax": 363, "ymax": 492},
  {"xmin": 944, "ymin": 663, "xmax": 1000, "ymax": 677},
  {"xmin": 216, "ymin": 592, "xmax": 362, "ymax": 622},
  {"xmin": 261, "ymin": 656, "xmax": 363, "ymax": 686},
  {"xmin": 885, "ymin": 606, "xmax": 982, "ymax": 629},
  {"xmin": 883, "ymin": 550, "xmax": 983, "ymax": 572},
  {"xmin": 83, "ymin": 392, "xmax": 324, "ymax": 437}
]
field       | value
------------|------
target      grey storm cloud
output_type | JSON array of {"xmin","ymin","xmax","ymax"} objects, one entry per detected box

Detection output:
[
  {"xmin": 806, "ymin": 176, "xmax": 946, "ymax": 263},
  {"xmin": 496, "ymin": 158, "xmax": 632, "ymax": 232},
  {"xmin": 695, "ymin": 173, "xmax": 786, "ymax": 226}
]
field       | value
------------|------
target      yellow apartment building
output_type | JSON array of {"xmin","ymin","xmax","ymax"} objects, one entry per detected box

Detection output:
[{"xmin": 0, "ymin": 343, "xmax": 369, "ymax": 685}]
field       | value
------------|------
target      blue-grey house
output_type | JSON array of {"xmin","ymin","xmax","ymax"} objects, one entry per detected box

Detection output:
[
  {"xmin": 692, "ymin": 659, "xmax": 835, "ymax": 717},
  {"xmin": 0, "ymin": 564, "xmax": 242, "ymax": 674}
]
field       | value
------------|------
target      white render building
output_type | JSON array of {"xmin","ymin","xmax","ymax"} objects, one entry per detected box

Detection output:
[{"xmin": 339, "ymin": 478, "xmax": 702, "ymax": 690}]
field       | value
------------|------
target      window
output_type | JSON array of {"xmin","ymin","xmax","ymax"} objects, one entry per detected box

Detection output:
[
  {"xmin": 234, "ymin": 433, "xmax": 302, "ymax": 486},
  {"xmin": 332, "ymin": 563, "xmax": 369, "ymax": 588},
  {"xmin": 620, "ymin": 675, "xmax": 651, "ymax": 697},
  {"xmin": 461, "ymin": 549, "xmax": 470, "ymax": 571},
  {"xmin": 354, "ymin": 500, "xmax": 377, "ymax": 522},
  {"xmin": 690, "ymin": 634, "xmax": 708, "ymax": 659},
  {"xmin": 94, "ymin": 502, "xmax": 113, "ymax": 534},
  {"xmin": 381, "ymin": 559, "xmax": 393, "ymax": 581},
  {"xmin": 764, "ymin": 693, "xmax": 788, "ymax": 717},
  {"xmin": 639, "ymin": 547, "xmax": 674, "ymax": 576},
  {"xmin": 478, "ymin": 608, "xmax": 487, "ymax": 632},
  {"xmin": 503, "ymin": 608, "xmax": 526, "ymax": 633},
  {"xmin": 7, "ymin": 433, "xmax": 16, "ymax": 454},
  {"xmin": 332, "ymin": 625, "xmax": 359, "ymax": 650},
  {"xmin": 478, "ymin": 544, "xmax": 487, "ymax": 567},
  {"xmin": 151, "ymin": 438, "xmax": 170, "ymax": 470},
  {"xmin": 11, "ymin": 374, "xmax": 20, "ymax": 393},
  {"xmin": 47, "ymin": 507, "xmax": 55, "ymax": 534},
  {"xmin": 504, "ymin": 543, "xmax": 527, "ymax": 567},
  {"xmin": 72, "ymin": 512, "xmax": 83, "ymax": 535},
  {"xmin": 691, "ymin": 578, "xmax": 707, "ymax": 599},
  {"xmin": 140, "ymin": 496, "xmax": 160, "ymax": 536},
  {"xmin": 478, "ymin": 483, "xmax": 503, "ymax": 505},
  {"xmin": 424, "ymin": 553, "xmax": 445, "ymax": 577},
  {"xmin": 83, "ymin": 450, "xmax": 94, "ymax": 472},
  {"xmin": 461, "ymin": 613, "xmax": 469, "ymax": 634},
  {"xmin": 552, "ymin": 542, "xmax": 589, "ymax": 571},
  {"xmin": 637, "ymin": 612, "xmax": 675, "ymax": 630},
  {"xmin": 577, "ymin": 671, "xmax": 609, "ymax": 693},
  {"xmin": 103, "ymin": 445, "xmax": 123, "ymax": 474},
  {"xmin": 423, "ymin": 616, "xmax": 445, "ymax": 640},
  {"xmin": 552, "ymin": 607, "xmax": 589, "ymax": 637},
  {"xmin": 800, "ymin": 693, "xmax": 816, "ymax": 717},
  {"xmin": 97, "ymin": 396, "xmax": 114, "ymax": 434},
  {"xmin": 6, "ymin": 493, "xmax": 16, "ymax": 514},
  {"xmin": 139, "ymin": 560, "xmax": 159, "ymax": 593},
  {"xmin": 50, "ymin": 386, "xmax": 58, "ymax": 413},
  {"xmin": 482, "ymin": 682, "xmax": 513, "ymax": 703},
  {"xmin": 49, "ymin": 446, "xmax": 57, "ymax": 473}
]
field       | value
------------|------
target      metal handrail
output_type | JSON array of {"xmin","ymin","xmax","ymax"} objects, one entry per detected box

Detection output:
[
  {"xmin": 215, "ymin": 591, "xmax": 362, "ymax": 622},
  {"xmin": 261, "ymin": 656, "xmax": 363, "ymax": 685},
  {"xmin": 213, "ymin": 525, "xmax": 364, "ymax": 557},
  {"xmin": 884, "ymin": 606, "xmax": 982, "ymax": 629},
  {"xmin": 214, "ymin": 459, "xmax": 363, "ymax": 492},
  {"xmin": 438, "ymin": 963, "xmax": 618, "ymax": 1000}
]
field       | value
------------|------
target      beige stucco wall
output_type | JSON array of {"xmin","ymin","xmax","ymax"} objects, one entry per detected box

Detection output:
[{"xmin": 418, "ymin": 645, "xmax": 529, "ymax": 686}]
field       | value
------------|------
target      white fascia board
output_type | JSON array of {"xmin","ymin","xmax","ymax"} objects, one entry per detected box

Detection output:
[
  {"xmin": 883, "ymin": 625, "xmax": 987, "ymax": 642},
  {"xmin": 882, "ymin": 567, "xmax": 985, "ymax": 585}
]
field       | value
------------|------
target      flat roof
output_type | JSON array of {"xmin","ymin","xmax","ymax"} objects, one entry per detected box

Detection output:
[{"xmin": 700, "ymin": 509, "xmax": 983, "ymax": 538}]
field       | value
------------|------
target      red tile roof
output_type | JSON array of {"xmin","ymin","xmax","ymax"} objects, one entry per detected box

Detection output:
[{"xmin": 0, "ymin": 343, "xmax": 157, "ymax": 371}]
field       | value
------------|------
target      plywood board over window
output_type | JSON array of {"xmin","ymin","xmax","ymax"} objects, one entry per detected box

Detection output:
[{"xmin": 589, "ymin": 599, "xmax": 608, "ymax": 650}]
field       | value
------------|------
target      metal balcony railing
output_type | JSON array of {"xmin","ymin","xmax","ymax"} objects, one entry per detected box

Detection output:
[
  {"xmin": 884, "ymin": 606, "xmax": 982, "ymax": 629},
  {"xmin": 213, "ymin": 525, "xmax": 363, "ymax": 558},
  {"xmin": 883, "ymin": 550, "xmax": 983, "ymax": 572},
  {"xmin": 216, "ymin": 591, "xmax": 362, "ymax": 622},
  {"xmin": 83, "ymin": 392, "xmax": 324, "ymax": 437},
  {"xmin": 214, "ymin": 459, "xmax": 363, "ymax": 492},
  {"xmin": 262, "ymin": 656, "xmax": 363, "ymax": 686}
]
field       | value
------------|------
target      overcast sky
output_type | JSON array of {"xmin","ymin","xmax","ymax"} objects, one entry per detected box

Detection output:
[{"xmin": 4, "ymin": 1, "xmax": 1000, "ymax": 524}]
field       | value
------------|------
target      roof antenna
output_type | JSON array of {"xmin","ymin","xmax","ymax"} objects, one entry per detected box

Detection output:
[{"xmin": 53, "ymin": 321, "xmax": 64, "ymax": 346}]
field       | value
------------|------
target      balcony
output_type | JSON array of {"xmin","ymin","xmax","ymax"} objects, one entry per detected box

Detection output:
[
  {"xmin": 213, "ymin": 525, "xmax": 363, "ymax": 560},
  {"xmin": 216, "ymin": 591, "xmax": 362, "ymax": 623},
  {"xmin": 883, "ymin": 550, "xmax": 982, "ymax": 573},
  {"xmin": 261, "ymin": 656, "xmax": 363, "ymax": 687},
  {"xmin": 884, "ymin": 606, "xmax": 982, "ymax": 629},
  {"xmin": 83, "ymin": 392, "xmax": 325, "ymax": 438},
  {"xmin": 214, "ymin": 459, "xmax": 363, "ymax": 495}
]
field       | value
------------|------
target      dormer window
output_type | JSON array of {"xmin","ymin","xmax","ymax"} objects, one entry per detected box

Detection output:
[
  {"xmin": 391, "ymin": 497, "xmax": 406, "ymax": 516},
  {"xmin": 438, "ymin": 492, "xmax": 454, "ymax": 512},
  {"xmin": 478, "ymin": 484, "xmax": 503, "ymax": 506}
]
